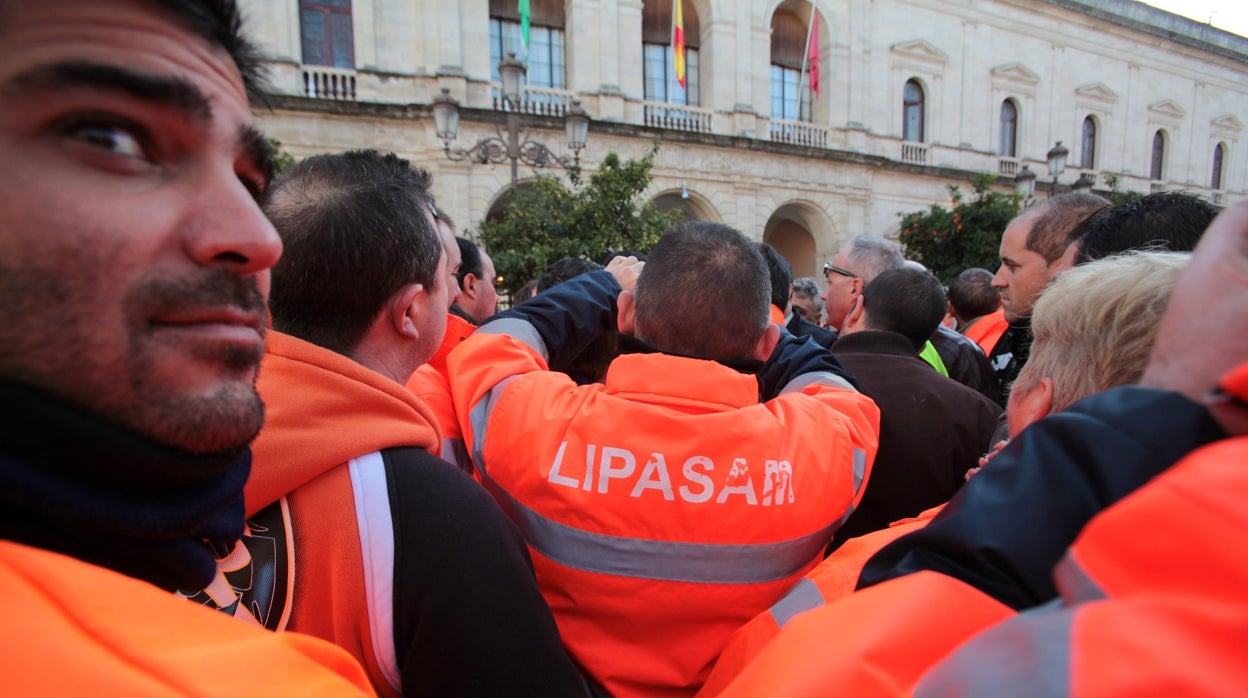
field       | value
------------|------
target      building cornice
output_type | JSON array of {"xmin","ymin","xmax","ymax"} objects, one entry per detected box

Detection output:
[{"xmin": 1040, "ymin": 0, "xmax": 1248, "ymax": 63}]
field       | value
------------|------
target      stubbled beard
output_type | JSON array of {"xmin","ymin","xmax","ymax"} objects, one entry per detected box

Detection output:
[{"xmin": 123, "ymin": 268, "xmax": 269, "ymax": 454}]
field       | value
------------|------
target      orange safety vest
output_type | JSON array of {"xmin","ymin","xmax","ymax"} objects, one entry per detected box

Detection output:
[
  {"xmin": 448, "ymin": 329, "xmax": 880, "ymax": 698},
  {"xmin": 699, "ymin": 506, "xmax": 943, "ymax": 696},
  {"xmin": 962, "ymin": 307, "xmax": 1008, "ymax": 357},
  {"xmin": 1, "ymin": 540, "xmax": 374, "ymax": 697}
]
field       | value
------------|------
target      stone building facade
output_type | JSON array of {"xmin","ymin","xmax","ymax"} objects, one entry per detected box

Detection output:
[{"xmin": 248, "ymin": 0, "xmax": 1247, "ymax": 279}]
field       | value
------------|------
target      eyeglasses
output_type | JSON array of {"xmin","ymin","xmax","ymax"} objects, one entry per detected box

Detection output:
[
  {"xmin": 428, "ymin": 203, "xmax": 442, "ymax": 221},
  {"xmin": 823, "ymin": 261, "xmax": 858, "ymax": 279}
]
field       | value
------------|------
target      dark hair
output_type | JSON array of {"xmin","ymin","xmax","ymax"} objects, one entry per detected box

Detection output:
[
  {"xmin": 512, "ymin": 279, "xmax": 539, "ymax": 303},
  {"xmin": 1074, "ymin": 191, "xmax": 1220, "ymax": 265},
  {"xmin": 538, "ymin": 257, "xmax": 603, "ymax": 293},
  {"xmin": 947, "ymin": 267, "xmax": 999, "ymax": 321},
  {"xmin": 861, "ymin": 267, "xmax": 947, "ymax": 352},
  {"xmin": 634, "ymin": 221, "xmax": 769, "ymax": 361},
  {"xmin": 264, "ymin": 150, "xmax": 440, "ymax": 356},
  {"xmin": 456, "ymin": 236, "xmax": 483, "ymax": 285},
  {"xmin": 1024, "ymin": 192, "xmax": 1111, "ymax": 264},
  {"xmin": 757, "ymin": 243, "xmax": 793, "ymax": 310},
  {"xmin": 153, "ymin": 0, "xmax": 269, "ymax": 102}
]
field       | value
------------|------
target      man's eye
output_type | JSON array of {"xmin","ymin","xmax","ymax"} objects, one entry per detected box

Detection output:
[{"xmin": 63, "ymin": 120, "xmax": 149, "ymax": 160}]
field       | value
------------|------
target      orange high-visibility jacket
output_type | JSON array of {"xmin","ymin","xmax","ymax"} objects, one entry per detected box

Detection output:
[
  {"xmin": 241, "ymin": 331, "xmax": 445, "ymax": 697},
  {"xmin": 239, "ymin": 331, "xmax": 587, "ymax": 698},
  {"xmin": 962, "ymin": 307, "xmax": 1008, "ymax": 357},
  {"xmin": 915, "ymin": 432, "xmax": 1248, "ymax": 690},
  {"xmin": 1, "ymin": 540, "xmax": 374, "ymax": 697},
  {"xmin": 448, "ymin": 321, "xmax": 880, "ymax": 698},
  {"xmin": 699, "ymin": 505, "xmax": 942, "ymax": 696},
  {"xmin": 719, "ymin": 362, "xmax": 1248, "ymax": 697}
]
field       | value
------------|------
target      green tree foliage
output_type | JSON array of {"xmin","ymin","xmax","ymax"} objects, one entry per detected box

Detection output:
[
  {"xmin": 898, "ymin": 173, "xmax": 1022, "ymax": 284},
  {"xmin": 268, "ymin": 138, "xmax": 297, "ymax": 175},
  {"xmin": 477, "ymin": 145, "xmax": 682, "ymax": 294},
  {"xmin": 1102, "ymin": 172, "xmax": 1145, "ymax": 206}
]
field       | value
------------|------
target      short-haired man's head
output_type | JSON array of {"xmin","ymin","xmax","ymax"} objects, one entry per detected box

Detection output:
[
  {"xmin": 456, "ymin": 236, "xmax": 483, "ymax": 286},
  {"xmin": 538, "ymin": 257, "xmax": 603, "ymax": 293},
  {"xmin": 634, "ymin": 221, "xmax": 770, "ymax": 362},
  {"xmin": 791, "ymin": 277, "xmax": 823, "ymax": 321},
  {"xmin": 263, "ymin": 149, "xmax": 441, "ymax": 356},
  {"xmin": 947, "ymin": 267, "xmax": 999, "ymax": 321},
  {"xmin": 859, "ymin": 267, "xmax": 947, "ymax": 352},
  {"xmin": 1013, "ymin": 251, "xmax": 1189, "ymax": 412},
  {"xmin": 757, "ymin": 243, "xmax": 794, "ymax": 310},
  {"xmin": 842, "ymin": 235, "xmax": 905, "ymax": 282},
  {"xmin": 1073, "ymin": 191, "xmax": 1220, "ymax": 265},
  {"xmin": 1023, "ymin": 192, "xmax": 1111, "ymax": 264},
  {"xmin": 792, "ymin": 277, "xmax": 821, "ymax": 301}
]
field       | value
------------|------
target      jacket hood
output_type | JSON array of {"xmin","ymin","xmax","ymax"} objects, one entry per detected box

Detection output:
[{"xmin": 246, "ymin": 331, "xmax": 442, "ymax": 516}]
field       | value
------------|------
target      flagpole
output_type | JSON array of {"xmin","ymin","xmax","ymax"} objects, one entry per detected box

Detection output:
[
  {"xmin": 798, "ymin": 1, "xmax": 816, "ymax": 120},
  {"xmin": 668, "ymin": 0, "xmax": 677, "ymax": 106}
]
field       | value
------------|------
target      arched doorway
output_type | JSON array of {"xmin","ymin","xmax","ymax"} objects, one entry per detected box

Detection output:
[{"xmin": 652, "ymin": 186, "xmax": 720, "ymax": 225}]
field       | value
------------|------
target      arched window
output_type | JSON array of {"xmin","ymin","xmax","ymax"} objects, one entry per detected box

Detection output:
[
  {"xmin": 903, "ymin": 79, "xmax": 925, "ymax": 142},
  {"xmin": 1212, "ymin": 142, "xmax": 1226, "ymax": 190},
  {"xmin": 1081, "ymin": 116, "xmax": 1097, "ymax": 170},
  {"xmin": 300, "ymin": 0, "xmax": 354, "ymax": 68},
  {"xmin": 489, "ymin": 0, "xmax": 565, "ymax": 90},
  {"xmin": 770, "ymin": 10, "xmax": 811, "ymax": 122},
  {"xmin": 642, "ymin": 0, "xmax": 700, "ymax": 106},
  {"xmin": 999, "ymin": 100, "xmax": 1018, "ymax": 157},
  {"xmin": 1150, "ymin": 130, "xmax": 1166, "ymax": 181}
]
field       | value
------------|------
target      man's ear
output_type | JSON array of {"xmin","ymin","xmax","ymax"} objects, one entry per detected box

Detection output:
[
  {"xmin": 392, "ymin": 282, "xmax": 426, "ymax": 339},
  {"xmin": 752, "ymin": 323, "xmax": 782, "ymax": 361},
  {"xmin": 616, "ymin": 290, "xmax": 636, "ymax": 336},
  {"xmin": 461, "ymin": 272, "xmax": 479, "ymax": 301},
  {"xmin": 1008, "ymin": 375, "xmax": 1054, "ymax": 436},
  {"xmin": 842, "ymin": 294, "xmax": 867, "ymax": 334}
]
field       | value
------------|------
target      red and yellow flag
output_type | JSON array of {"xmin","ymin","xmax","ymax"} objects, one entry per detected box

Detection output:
[{"xmin": 673, "ymin": 0, "xmax": 686, "ymax": 88}]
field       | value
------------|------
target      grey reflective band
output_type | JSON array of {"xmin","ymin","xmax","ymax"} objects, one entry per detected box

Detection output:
[
  {"xmin": 852, "ymin": 448, "xmax": 867, "ymax": 494},
  {"xmin": 468, "ymin": 375, "xmax": 521, "ymax": 471},
  {"xmin": 1053, "ymin": 551, "xmax": 1107, "ymax": 603},
  {"xmin": 915, "ymin": 598, "xmax": 1074, "ymax": 697},
  {"xmin": 781, "ymin": 370, "xmax": 856, "ymax": 395},
  {"xmin": 488, "ymin": 482, "xmax": 839, "ymax": 584},
  {"xmin": 475, "ymin": 317, "xmax": 549, "ymax": 362},
  {"xmin": 769, "ymin": 577, "xmax": 827, "ymax": 628},
  {"xmin": 439, "ymin": 438, "xmax": 473, "ymax": 475}
]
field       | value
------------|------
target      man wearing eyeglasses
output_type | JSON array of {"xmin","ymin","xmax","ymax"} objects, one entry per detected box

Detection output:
[{"xmin": 821, "ymin": 236, "xmax": 905, "ymax": 333}]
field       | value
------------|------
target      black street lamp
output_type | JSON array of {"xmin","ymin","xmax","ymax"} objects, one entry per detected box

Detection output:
[
  {"xmin": 1015, "ymin": 163, "xmax": 1037, "ymax": 207},
  {"xmin": 1046, "ymin": 141, "xmax": 1069, "ymax": 196},
  {"xmin": 432, "ymin": 54, "xmax": 589, "ymax": 185}
]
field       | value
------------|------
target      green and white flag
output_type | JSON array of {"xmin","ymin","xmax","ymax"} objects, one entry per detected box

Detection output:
[{"xmin": 519, "ymin": 0, "xmax": 531, "ymax": 62}]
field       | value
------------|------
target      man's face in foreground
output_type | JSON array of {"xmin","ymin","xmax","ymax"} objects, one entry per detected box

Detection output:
[{"xmin": 0, "ymin": 0, "xmax": 282, "ymax": 453}]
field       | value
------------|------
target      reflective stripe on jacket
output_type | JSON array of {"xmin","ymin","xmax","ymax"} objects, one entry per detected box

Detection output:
[
  {"xmin": 715, "ymin": 570, "xmax": 1012, "ymax": 697},
  {"xmin": 699, "ymin": 506, "xmax": 941, "ymax": 696},
  {"xmin": 447, "ymin": 318, "xmax": 880, "ymax": 698}
]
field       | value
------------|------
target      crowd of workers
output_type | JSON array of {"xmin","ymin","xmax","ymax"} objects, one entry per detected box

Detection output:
[{"xmin": 3, "ymin": 1, "xmax": 1247, "ymax": 696}]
